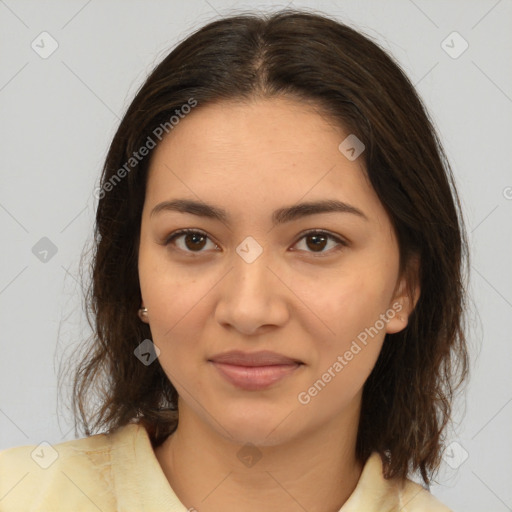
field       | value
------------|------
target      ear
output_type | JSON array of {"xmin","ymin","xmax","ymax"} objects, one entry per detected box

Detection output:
[{"xmin": 385, "ymin": 255, "xmax": 420, "ymax": 335}]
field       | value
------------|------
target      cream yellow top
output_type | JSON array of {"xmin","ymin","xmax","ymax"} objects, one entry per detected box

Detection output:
[{"xmin": 0, "ymin": 423, "xmax": 451, "ymax": 511}]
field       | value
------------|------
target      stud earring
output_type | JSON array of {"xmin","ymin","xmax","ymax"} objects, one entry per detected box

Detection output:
[{"xmin": 138, "ymin": 307, "xmax": 148, "ymax": 320}]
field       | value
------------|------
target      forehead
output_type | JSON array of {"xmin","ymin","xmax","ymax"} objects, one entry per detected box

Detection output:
[
  {"xmin": 145, "ymin": 97, "xmax": 383, "ymax": 222},
  {"xmin": 151, "ymin": 97, "xmax": 344, "ymax": 165}
]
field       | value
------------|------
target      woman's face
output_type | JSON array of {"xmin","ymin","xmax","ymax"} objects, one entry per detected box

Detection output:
[{"xmin": 138, "ymin": 97, "xmax": 413, "ymax": 445}]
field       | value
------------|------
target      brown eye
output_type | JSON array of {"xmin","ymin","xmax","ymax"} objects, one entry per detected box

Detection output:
[
  {"xmin": 165, "ymin": 229, "xmax": 217, "ymax": 253},
  {"xmin": 305, "ymin": 233, "xmax": 328, "ymax": 252},
  {"xmin": 293, "ymin": 230, "xmax": 347, "ymax": 255},
  {"xmin": 182, "ymin": 232, "xmax": 207, "ymax": 251}
]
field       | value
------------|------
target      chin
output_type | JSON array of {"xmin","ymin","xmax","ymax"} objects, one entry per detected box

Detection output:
[{"xmin": 211, "ymin": 403, "xmax": 302, "ymax": 447}]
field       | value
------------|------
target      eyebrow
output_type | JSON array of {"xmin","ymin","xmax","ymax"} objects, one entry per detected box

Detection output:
[{"xmin": 150, "ymin": 198, "xmax": 368, "ymax": 225}]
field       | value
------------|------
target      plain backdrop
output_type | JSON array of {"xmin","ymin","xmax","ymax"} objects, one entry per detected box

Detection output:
[{"xmin": 1, "ymin": 1, "xmax": 511, "ymax": 511}]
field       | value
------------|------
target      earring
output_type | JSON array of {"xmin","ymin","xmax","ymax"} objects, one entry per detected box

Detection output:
[{"xmin": 138, "ymin": 307, "xmax": 148, "ymax": 320}]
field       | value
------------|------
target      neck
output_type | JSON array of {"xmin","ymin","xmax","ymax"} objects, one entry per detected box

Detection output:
[{"xmin": 154, "ymin": 402, "xmax": 363, "ymax": 512}]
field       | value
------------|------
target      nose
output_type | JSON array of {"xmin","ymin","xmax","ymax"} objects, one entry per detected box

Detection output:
[{"xmin": 214, "ymin": 250, "xmax": 290, "ymax": 336}]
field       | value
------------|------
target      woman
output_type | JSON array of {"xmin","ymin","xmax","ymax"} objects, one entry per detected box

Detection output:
[{"xmin": 0, "ymin": 9, "xmax": 469, "ymax": 511}]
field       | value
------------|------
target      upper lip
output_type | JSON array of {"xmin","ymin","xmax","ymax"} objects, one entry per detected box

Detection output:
[{"xmin": 209, "ymin": 350, "xmax": 302, "ymax": 366}]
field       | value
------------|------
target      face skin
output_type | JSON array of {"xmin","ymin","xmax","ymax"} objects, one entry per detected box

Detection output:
[{"xmin": 137, "ymin": 97, "xmax": 418, "ymax": 512}]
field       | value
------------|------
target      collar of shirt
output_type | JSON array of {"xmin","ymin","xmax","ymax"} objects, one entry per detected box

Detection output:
[{"xmin": 110, "ymin": 423, "xmax": 450, "ymax": 512}]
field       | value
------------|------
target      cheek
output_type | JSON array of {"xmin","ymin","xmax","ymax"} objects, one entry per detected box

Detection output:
[
  {"xmin": 301, "ymin": 263, "xmax": 396, "ymax": 346},
  {"xmin": 139, "ymin": 243, "xmax": 206, "ymax": 329},
  {"xmin": 298, "ymin": 262, "xmax": 396, "ymax": 396},
  {"xmin": 138, "ymin": 253, "xmax": 204, "ymax": 361},
  {"xmin": 298, "ymin": 280, "xmax": 390, "ymax": 412},
  {"xmin": 146, "ymin": 293, "xmax": 207, "ymax": 396},
  {"xmin": 146, "ymin": 280, "xmax": 205, "ymax": 350}
]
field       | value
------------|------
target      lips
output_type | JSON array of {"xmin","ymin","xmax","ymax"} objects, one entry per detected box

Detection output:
[
  {"xmin": 209, "ymin": 350, "xmax": 302, "ymax": 366},
  {"xmin": 208, "ymin": 350, "xmax": 303, "ymax": 390}
]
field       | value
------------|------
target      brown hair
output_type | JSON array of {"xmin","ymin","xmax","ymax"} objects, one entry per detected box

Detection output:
[{"xmin": 66, "ymin": 8, "xmax": 469, "ymax": 486}]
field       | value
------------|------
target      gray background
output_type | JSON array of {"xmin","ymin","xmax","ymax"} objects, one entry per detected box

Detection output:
[{"xmin": 1, "ymin": 1, "xmax": 511, "ymax": 511}]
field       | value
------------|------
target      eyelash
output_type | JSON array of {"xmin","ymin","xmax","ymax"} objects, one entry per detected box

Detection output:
[{"xmin": 164, "ymin": 228, "xmax": 348, "ymax": 257}]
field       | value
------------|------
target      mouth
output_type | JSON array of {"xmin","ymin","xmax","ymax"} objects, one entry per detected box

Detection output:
[{"xmin": 208, "ymin": 350, "xmax": 304, "ymax": 391}]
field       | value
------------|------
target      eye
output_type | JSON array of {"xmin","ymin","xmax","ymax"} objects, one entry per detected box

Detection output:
[
  {"xmin": 164, "ymin": 229, "xmax": 218, "ymax": 254},
  {"xmin": 292, "ymin": 229, "xmax": 347, "ymax": 256}
]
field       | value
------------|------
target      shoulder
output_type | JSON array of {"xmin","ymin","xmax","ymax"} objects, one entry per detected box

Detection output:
[
  {"xmin": 399, "ymin": 478, "xmax": 453, "ymax": 511},
  {"xmin": 0, "ymin": 423, "xmax": 142, "ymax": 512}
]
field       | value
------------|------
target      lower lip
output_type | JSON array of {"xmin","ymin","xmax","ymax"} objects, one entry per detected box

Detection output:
[{"xmin": 210, "ymin": 361, "xmax": 301, "ymax": 390}]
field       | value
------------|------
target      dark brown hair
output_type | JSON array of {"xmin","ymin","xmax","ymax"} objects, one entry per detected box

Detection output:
[{"xmin": 66, "ymin": 8, "xmax": 469, "ymax": 486}]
